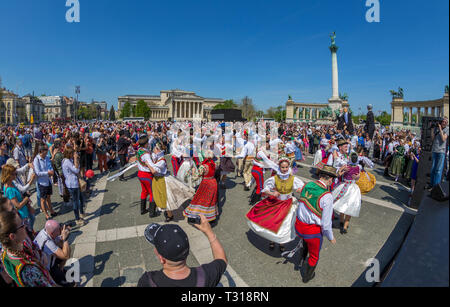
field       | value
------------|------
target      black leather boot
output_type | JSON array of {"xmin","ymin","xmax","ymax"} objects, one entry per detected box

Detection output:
[
  {"xmin": 148, "ymin": 201, "xmax": 157, "ymax": 218},
  {"xmin": 302, "ymin": 263, "xmax": 316, "ymax": 283},
  {"xmin": 299, "ymin": 240, "xmax": 309, "ymax": 268},
  {"xmin": 140, "ymin": 199, "xmax": 148, "ymax": 215}
]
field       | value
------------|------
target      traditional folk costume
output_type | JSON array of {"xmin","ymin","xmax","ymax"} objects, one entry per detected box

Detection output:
[
  {"xmin": 389, "ymin": 145, "xmax": 406, "ymax": 181},
  {"xmin": 176, "ymin": 148, "xmax": 201, "ymax": 190},
  {"xmin": 1, "ymin": 249, "xmax": 56, "ymax": 287},
  {"xmin": 246, "ymin": 157, "xmax": 305, "ymax": 246},
  {"xmin": 136, "ymin": 146, "xmax": 156, "ymax": 216},
  {"xmin": 183, "ymin": 157, "xmax": 219, "ymax": 222},
  {"xmin": 235, "ymin": 135, "xmax": 256, "ymax": 191},
  {"xmin": 148, "ymin": 151, "xmax": 195, "ymax": 220},
  {"xmin": 294, "ymin": 165, "xmax": 337, "ymax": 283},
  {"xmin": 284, "ymin": 140, "xmax": 297, "ymax": 167},
  {"xmin": 356, "ymin": 155, "xmax": 376, "ymax": 194},
  {"xmin": 170, "ymin": 140, "xmax": 184, "ymax": 177},
  {"xmin": 249, "ymin": 147, "xmax": 279, "ymax": 205},
  {"xmin": 214, "ymin": 142, "xmax": 235, "ymax": 188},
  {"xmin": 332, "ymin": 153, "xmax": 362, "ymax": 218}
]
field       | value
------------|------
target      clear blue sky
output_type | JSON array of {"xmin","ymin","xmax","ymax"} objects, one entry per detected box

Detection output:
[{"xmin": 1, "ymin": 0, "xmax": 448, "ymax": 115}]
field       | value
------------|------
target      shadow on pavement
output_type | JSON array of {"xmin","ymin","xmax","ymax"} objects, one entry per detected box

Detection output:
[
  {"xmin": 245, "ymin": 230, "xmax": 300, "ymax": 260},
  {"xmin": 84, "ymin": 202, "xmax": 120, "ymax": 222},
  {"xmin": 379, "ymin": 185, "xmax": 409, "ymax": 206},
  {"xmin": 351, "ymin": 212, "xmax": 414, "ymax": 287},
  {"xmin": 93, "ymin": 251, "xmax": 114, "ymax": 276}
]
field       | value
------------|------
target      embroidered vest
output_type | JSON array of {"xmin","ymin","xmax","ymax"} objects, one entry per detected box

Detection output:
[
  {"xmin": 1, "ymin": 249, "xmax": 52, "ymax": 287},
  {"xmin": 274, "ymin": 175, "xmax": 295, "ymax": 195},
  {"xmin": 298, "ymin": 181, "xmax": 329, "ymax": 218},
  {"xmin": 136, "ymin": 148, "xmax": 150, "ymax": 168}
]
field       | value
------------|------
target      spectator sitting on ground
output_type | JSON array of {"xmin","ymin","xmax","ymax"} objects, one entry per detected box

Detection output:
[
  {"xmin": 33, "ymin": 220, "xmax": 74, "ymax": 287},
  {"xmin": 138, "ymin": 214, "xmax": 227, "ymax": 287}
]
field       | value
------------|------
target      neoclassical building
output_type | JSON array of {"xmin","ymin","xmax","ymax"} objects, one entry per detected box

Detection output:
[
  {"xmin": 390, "ymin": 89, "xmax": 449, "ymax": 130},
  {"xmin": 1, "ymin": 89, "xmax": 27, "ymax": 125},
  {"xmin": 118, "ymin": 89, "xmax": 224, "ymax": 121}
]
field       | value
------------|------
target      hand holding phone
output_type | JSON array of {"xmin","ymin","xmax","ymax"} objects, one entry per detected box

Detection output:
[{"xmin": 187, "ymin": 215, "xmax": 201, "ymax": 225}]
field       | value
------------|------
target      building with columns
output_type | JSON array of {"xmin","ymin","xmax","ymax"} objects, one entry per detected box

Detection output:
[
  {"xmin": 390, "ymin": 89, "xmax": 449, "ymax": 130},
  {"xmin": 118, "ymin": 89, "xmax": 224, "ymax": 121},
  {"xmin": 0, "ymin": 89, "xmax": 27, "ymax": 125},
  {"xmin": 286, "ymin": 33, "xmax": 348, "ymax": 123}
]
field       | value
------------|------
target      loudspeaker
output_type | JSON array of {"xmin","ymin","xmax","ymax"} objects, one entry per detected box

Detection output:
[{"xmin": 430, "ymin": 184, "xmax": 449, "ymax": 202}]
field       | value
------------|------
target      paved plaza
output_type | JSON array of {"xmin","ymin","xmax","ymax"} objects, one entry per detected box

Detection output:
[{"xmin": 32, "ymin": 154, "xmax": 417, "ymax": 287}]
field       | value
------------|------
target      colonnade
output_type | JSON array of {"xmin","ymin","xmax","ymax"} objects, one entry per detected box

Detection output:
[
  {"xmin": 172, "ymin": 101, "xmax": 203, "ymax": 119},
  {"xmin": 391, "ymin": 93, "xmax": 449, "ymax": 127},
  {"xmin": 150, "ymin": 109, "xmax": 169, "ymax": 120}
]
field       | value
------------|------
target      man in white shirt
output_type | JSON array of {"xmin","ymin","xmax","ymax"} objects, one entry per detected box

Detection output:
[{"xmin": 235, "ymin": 131, "xmax": 256, "ymax": 191}]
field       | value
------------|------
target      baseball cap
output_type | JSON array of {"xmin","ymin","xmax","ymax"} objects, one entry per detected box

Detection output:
[{"xmin": 144, "ymin": 223, "xmax": 190, "ymax": 262}]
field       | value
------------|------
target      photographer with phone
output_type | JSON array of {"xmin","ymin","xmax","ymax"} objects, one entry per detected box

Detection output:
[
  {"xmin": 33, "ymin": 219, "xmax": 75, "ymax": 287},
  {"xmin": 138, "ymin": 214, "xmax": 227, "ymax": 287},
  {"xmin": 430, "ymin": 117, "xmax": 448, "ymax": 188}
]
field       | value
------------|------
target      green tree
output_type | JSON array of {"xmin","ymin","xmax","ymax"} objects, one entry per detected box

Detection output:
[
  {"xmin": 120, "ymin": 102, "xmax": 132, "ymax": 118},
  {"xmin": 135, "ymin": 100, "xmax": 150, "ymax": 119},
  {"xmin": 376, "ymin": 111, "xmax": 391, "ymax": 126},
  {"xmin": 213, "ymin": 99, "xmax": 238, "ymax": 110},
  {"xmin": 266, "ymin": 105, "xmax": 286, "ymax": 122},
  {"xmin": 109, "ymin": 105, "xmax": 116, "ymax": 121}
]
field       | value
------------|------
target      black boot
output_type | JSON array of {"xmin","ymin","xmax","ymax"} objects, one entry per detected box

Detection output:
[
  {"xmin": 140, "ymin": 199, "xmax": 148, "ymax": 215},
  {"xmin": 148, "ymin": 201, "xmax": 157, "ymax": 218},
  {"xmin": 299, "ymin": 240, "xmax": 309, "ymax": 268},
  {"xmin": 302, "ymin": 263, "xmax": 317, "ymax": 283}
]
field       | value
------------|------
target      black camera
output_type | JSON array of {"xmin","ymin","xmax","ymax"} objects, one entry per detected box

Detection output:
[
  {"xmin": 429, "ymin": 121, "xmax": 441, "ymax": 129},
  {"xmin": 187, "ymin": 215, "xmax": 201, "ymax": 225}
]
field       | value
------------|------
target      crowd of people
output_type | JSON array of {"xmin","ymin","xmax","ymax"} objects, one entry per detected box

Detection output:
[{"xmin": 0, "ymin": 106, "xmax": 448, "ymax": 287}]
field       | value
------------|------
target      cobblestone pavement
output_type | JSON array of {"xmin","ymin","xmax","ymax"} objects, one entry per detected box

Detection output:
[{"xmin": 31, "ymin": 154, "xmax": 416, "ymax": 287}]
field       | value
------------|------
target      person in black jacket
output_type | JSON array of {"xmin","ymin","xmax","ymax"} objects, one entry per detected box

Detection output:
[
  {"xmin": 117, "ymin": 130, "xmax": 132, "ymax": 181},
  {"xmin": 365, "ymin": 104, "xmax": 375, "ymax": 140},
  {"xmin": 138, "ymin": 215, "xmax": 227, "ymax": 287},
  {"xmin": 337, "ymin": 107, "xmax": 354, "ymax": 135}
]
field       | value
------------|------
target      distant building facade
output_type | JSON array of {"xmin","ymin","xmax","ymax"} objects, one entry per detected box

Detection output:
[
  {"xmin": 118, "ymin": 89, "xmax": 224, "ymax": 121},
  {"xmin": 22, "ymin": 95, "xmax": 45, "ymax": 124},
  {"xmin": 40, "ymin": 96, "xmax": 67, "ymax": 121},
  {"xmin": 1, "ymin": 89, "xmax": 26, "ymax": 125}
]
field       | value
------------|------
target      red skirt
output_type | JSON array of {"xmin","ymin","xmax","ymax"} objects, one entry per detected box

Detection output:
[
  {"xmin": 246, "ymin": 196, "xmax": 293, "ymax": 234},
  {"xmin": 183, "ymin": 178, "xmax": 218, "ymax": 221}
]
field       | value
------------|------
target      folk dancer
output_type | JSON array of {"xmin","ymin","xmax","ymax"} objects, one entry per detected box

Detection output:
[
  {"xmin": 170, "ymin": 130, "xmax": 184, "ymax": 177},
  {"xmin": 235, "ymin": 131, "xmax": 256, "ymax": 191},
  {"xmin": 135, "ymin": 135, "xmax": 156, "ymax": 216},
  {"xmin": 355, "ymin": 147, "xmax": 376, "ymax": 194},
  {"xmin": 146, "ymin": 142, "xmax": 195, "ymax": 222},
  {"xmin": 183, "ymin": 151, "xmax": 219, "ymax": 223},
  {"xmin": 295, "ymin": 165, "xmax": 342, "ymax": 283},
  {"xmin": 176, "ymin": 140, "xmax": 201, "ymax": 189},
  {"xmin": 246, "ymin": 155, "xmax": 305, "ymax": 252},
  {"xmin": 214, "ymin": 136, "xmax": 235, "ymax": 189},
  {"xmin": 332, "ymin": 152, "xmax": 362, "ymax": 234},
  {"xmin": 249, "ymin": 140, "xmax": 279, "ymax": 206}
]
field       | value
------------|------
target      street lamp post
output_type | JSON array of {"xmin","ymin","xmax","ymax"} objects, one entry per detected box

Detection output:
[{"xmin": 75, "ymin": 86, "xmax": 80, "ymax": 121}]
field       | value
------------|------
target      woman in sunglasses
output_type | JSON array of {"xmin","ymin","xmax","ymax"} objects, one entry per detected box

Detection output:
[{"xmin": 0, "ymin": 209, "xmax": 56, "ymax": 287}]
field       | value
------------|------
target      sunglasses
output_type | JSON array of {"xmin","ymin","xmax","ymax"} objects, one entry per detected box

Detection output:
[{"xmin": 14, "ymin": 220, "xmax": 26, "ymax": 233}]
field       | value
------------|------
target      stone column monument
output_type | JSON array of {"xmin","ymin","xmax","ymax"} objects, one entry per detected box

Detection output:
[{"xmin": 328, "ymin": 32, "xmax": 343, "ymax": 116}]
